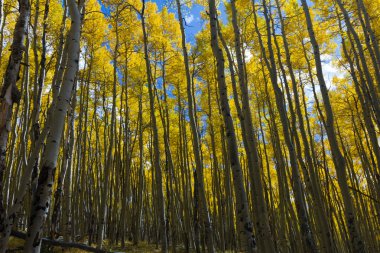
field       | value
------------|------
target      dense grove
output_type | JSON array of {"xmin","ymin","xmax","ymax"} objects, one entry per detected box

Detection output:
[{"xmin": 0, "ymin": 0, "xmax": 379, "ymax": 252}]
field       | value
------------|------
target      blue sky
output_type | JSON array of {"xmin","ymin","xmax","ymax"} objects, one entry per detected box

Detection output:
[
  {"xmin": 98, "ymin": 0, "xmax": 340, "ymax": 88},
  {"xmin": 99, "ymin": 0, "xmax": 228, "ymax": 44},
  {"xmin": 150, "ymin": 0, "xmax": 228, "ymax": 44}
]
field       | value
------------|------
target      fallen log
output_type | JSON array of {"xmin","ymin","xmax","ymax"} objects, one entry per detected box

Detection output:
[{"xmin": 10, "ymin": 230, "xmax": 108, "ymax": 253}]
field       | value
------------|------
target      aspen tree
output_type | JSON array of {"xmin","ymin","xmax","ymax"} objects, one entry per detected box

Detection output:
[
  {"xmin": 175, "ymin": 1, "xmax": 215, "ymax": 252},
  {"xmin": 253, "ymin": 1, "xmax": 317, "ymax": 251},
  {"xmin": 301, "ymin": 0, "xmax": 366, "ymax": 252},
  {"xmin": 208, "ymin": 0, "xmax": 256, "ymax": 251},
  {"xmin": 272, "ymin": 1, "xmax": 334, "ymax": 251},
  {"xmin": 138, "ymin": 0, "xmax": 168, "ymax": 251},
  {"xmin": 0, "ymin": 0, "xmax": 29, "ymax": 251},
  {"xmin": 229, "ymin": 2, "xmax": 275, "ymax": 251},
  {"xmin": 23, "ymin": 0, "xmax": 81, "ymax": 251}
]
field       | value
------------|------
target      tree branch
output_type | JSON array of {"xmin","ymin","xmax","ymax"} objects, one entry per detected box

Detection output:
[{"xmin": 10, "ymin": 230, "xmax": 108, "ymax": 253}]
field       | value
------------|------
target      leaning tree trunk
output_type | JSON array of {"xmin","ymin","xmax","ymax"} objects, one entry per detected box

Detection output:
[
  {"xmin": 301, "ymin": 1, "xmax": 365, "ymax": 252},
  {"xmin": 208, "ymin": 0, "xmax": 256, "ymax": 252},
  {"xmin": 23, "ymin": 0, "xmax": 81, "ymax": 252},
  {"xmin": 0, "ymin": 0, "xmax": 30, "ymax": 251},
  {"xmin": 254, "ymin": 1, "xmax": 318, "ymax": 252}
]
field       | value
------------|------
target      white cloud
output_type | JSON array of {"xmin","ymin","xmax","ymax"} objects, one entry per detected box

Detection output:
[
  {"xmin": 244, "ymin": 50, "xmax": 253, "ymax": 61},
  {"xmin": 184, "ymin": 14, "xmax": 194, "ymax": 24},
  {"xmin": 321, "ymin": 53, "xmax": 345, "ymax": 90},
  {"xmin": 301, "ymin": 54, "xmax": 347, "ymax": 110}
]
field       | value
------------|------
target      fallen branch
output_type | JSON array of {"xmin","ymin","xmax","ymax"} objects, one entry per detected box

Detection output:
[{"xmin": 10, "ymin": 230, "xmax": 108, "ymax": 253}]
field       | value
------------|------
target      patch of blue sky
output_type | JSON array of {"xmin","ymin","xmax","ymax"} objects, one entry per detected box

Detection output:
[
  {"xmin": 155, "ymin": 0, "xmax": 208, "ymax": 44},
  {"xmin": 99, "ymin": 1, "xmax": 111, "ymax": 17},
  {"xmin": 98, "ymin": 0, "xmax": 228, "ymax": 44}
]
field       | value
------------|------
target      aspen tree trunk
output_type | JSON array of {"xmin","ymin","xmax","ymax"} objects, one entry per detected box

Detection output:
[
  {"xmin": 51, "ymin": 0, "xmax": 67, "ymax": 98},
  {"xmin": 134, "ymin": 87, "xmax": 144, "ymax": 245},
  {"xmin": 260, "ymin": 63, "xmax": 299, "ymax": 253},
  {"xmin": 139, "ymin": 1, "xmax": 167, "ymax": 251},
  {"xmin": 0, "ymin": 0, "xmax": 8, "ymax": 67},
  {"xmin": 0, "ymin": 0, "xmax": 3, "ymax": 47},
  {"xmin": 356, "ymin": 0, "xmax": 380, "ymax": 67},
  {"xmin": 208, "ymin": 0, "xmax": 256, "ymax": 251},
  {"xmin": 8, "ymin": 37, "xmax": 29, "ymax": 211},
  {"xmin": 30, "ymin": 0, "xmax": 40, "ymax": 146},
  {"xmin": 29, "ymin": 1, "xmax": 41, "ymax": 194},
  {"xmin": 254, "ymin": 1, "xmax": 317, "ymax": 251},
  {"xmin": 176, "ymin": 87, "xmax": 193, "ymax": 252},
  {"xmin": 339, "ymin": 17, "xmax": 380, "ymax": 222},
  {"xmin": 0, "ymin": 0, "xmax": 29, "ymax": 250},
  {"xmin": 63, "ymin": 105, "xmax": 75, "ymax": 243},
  {"xmin": 79, "ymin": 53, "xmax": 91, "ymax": 243},
  {"xmin": 229, "ymin": 2, "xmax": 275, "ymax": 252},
  {"xmin": 50, "ymin": 85, "xmax": 77, "ymax": 239},
  {"xmin": 159, "ymin": 58, "xmax": 178, "ymax": 253},
  {"xmin": 175, "ymin": 1, "xmax": 215, "ymax": 252},
  {"xmin": 155, "ymin": 53, "xmax": 175, "ymax": 251},
  {"xmin": 301, "ymin": 1, "xmax": 365, "ymax": 252},
  {"xmin": 0, "ymin": 10, "xmax": 69, "ymax": 246},
  {"xmin": 121, "ymin": 50, "xmax": 132, "ymax": 248},
  {"xmin": 333, "ymin": 0, "xmax": 380, "ymax": 128},
  {"xmin": 97, "ymin": 7, "xmax": 119, "ymax": 248},
  {"xmin": 216, "ymin": 14, "xmax": 243, "ymax": 253},
  {"xmin": 205, "ymin": 78, "xmax": 225, "ymax": 251},
  {"xmin": 335, "ymin": 0, "xmax": 380, "ymax": 90},
  {"xmin": 30, "ymin": 0, "xmax": 50, "ymax": 196},
  {"xmin": 273, "ymin": 1, "xmax": 334, "ymax": 250},
  {"xmin": 217, "ymin": 29, "xmax": 266, "ymax": 246},
  {"xmin": 0, "ymin": 0, "xmax": 3, "ymax": 64},
  {"xmin": 23, "ymin": 0, "xmax": 81, "ymax": 252}
]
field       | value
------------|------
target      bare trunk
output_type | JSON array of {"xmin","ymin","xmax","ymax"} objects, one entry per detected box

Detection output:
[
  {"xmin": 139, "ymin": 1, "xmax": 167, "ymax": 251},
  {"xmin": 301, "ymin": 1, "xmax": 365, "ymax": 252},
  {"xmin": 23, "ymin": 1, "xmax": 81, "ymax": 252},
  {"xmin": 208, "ymin": 0, "xmax": 256, "ymax": 251},
  {"xmin": 175, "ymin": 1, "xmax": 215, "ymax": 252},
  {"xmin": 0, "ymin": 1, "xmax": 30, "ymax": 252}
]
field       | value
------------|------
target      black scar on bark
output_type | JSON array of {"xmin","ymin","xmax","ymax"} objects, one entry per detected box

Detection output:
[
  {"xmin": 37, "ymin": 165, "xmax": 51, "ymax": 186},
  {"xmin": 32, "ymin": 231, "xmax": 41, "ymax": 247},
  {"xmin": 36, "ymin": 205, "xmax": 46, "ymax": 211}
]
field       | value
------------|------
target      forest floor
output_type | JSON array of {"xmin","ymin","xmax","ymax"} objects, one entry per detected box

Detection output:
[{"xmin": 8, "ymin": 236, "xmax": 191, "ymax": 252}]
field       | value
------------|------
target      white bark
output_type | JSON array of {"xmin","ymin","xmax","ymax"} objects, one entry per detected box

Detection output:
[
  {"xmin": 0, "ymin": 0, "xmax": 30, "ymax": 252},
  {"xmin": 23, "ymin": 0, "xmax": 81, "ymax": 252},
  {"xmin": 301, "ymin": 0, "xmax": 365, "ymax": 252},
  {"xmin": 207, "ymin": 0, "xmax": 256, "ymax": 251},
  {"xmin": 175, "ymin": 1, "xmax": 215, "ymax": 252}
]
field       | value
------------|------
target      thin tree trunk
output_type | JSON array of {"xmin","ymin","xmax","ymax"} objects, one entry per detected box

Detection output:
[
  {"xmin": 0, "ymin": 0, "xmax": 30, "ymax": 251},
  {"xmin": 229, "ymin": 2, "xmax": 275, "ymax": 252},
  {"xmin": 208, "ymin": 0, "xmax": 256, "ymax": 251},
  {"xmin": 301, "ymin": 1, "xmax": 365, "ymax": 252},
  {"xmin": 175, "ymin": 1, "xmax": 215, "ymax": 252},
  {"xmin": 138, "ymin": 1, "xmax": 167, "ymax": 251},
  {"xmin": 254, "ymin": 1, "xmax": 317, "ymax": 251}
]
